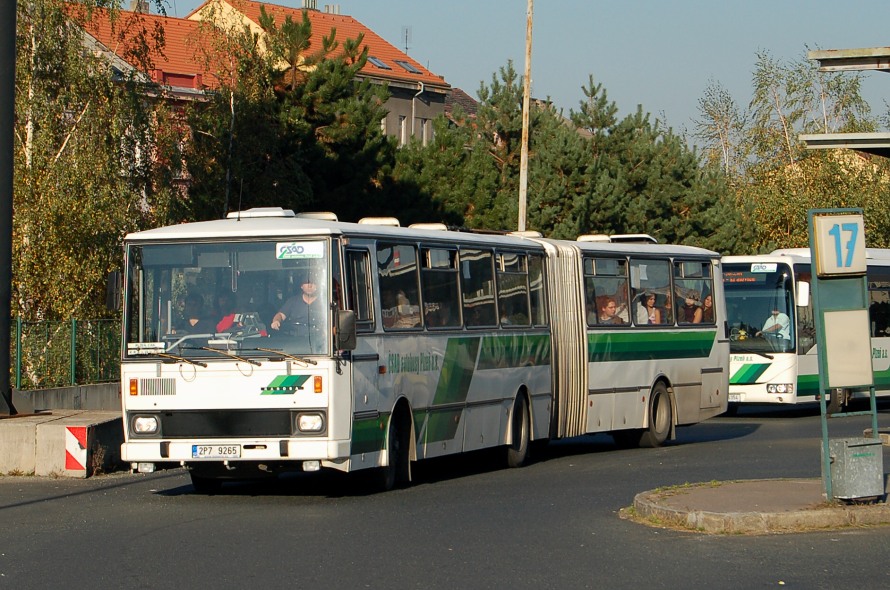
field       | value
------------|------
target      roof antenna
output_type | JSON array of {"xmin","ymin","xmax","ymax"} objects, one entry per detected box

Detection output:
[{"xmin": 401, "ymin": 25, "xmax": 411, "ymax": 54}]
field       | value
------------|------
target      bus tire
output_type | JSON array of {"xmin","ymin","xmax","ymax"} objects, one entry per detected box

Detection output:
[
  {"xmin": 506, "ymin": 394, "xmax": 530, "ymax": 468},
  {"xmin": 378, "ymin": 409, "xmax": 410, "ymax": 491},
  {"xmin": 639, "ymin": 382, "xmax": 672, "ymax": 448}
]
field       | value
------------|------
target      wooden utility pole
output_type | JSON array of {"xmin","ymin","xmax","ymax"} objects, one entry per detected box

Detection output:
[{"xmin": 517, "ymin": 0, "xmax": 533, "ymax": 232}]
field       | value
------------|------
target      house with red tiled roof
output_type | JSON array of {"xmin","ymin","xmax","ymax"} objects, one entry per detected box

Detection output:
[
  {"xmin": 76, "ymin": 5, "xmax": 210, "ymax": 100},
  {"xmin": 79, "ymin": 0, "xmax": 452, "ymax": 145},
  {"xmin": 190, "ymin": 0, "xmax": 451, "ymax": 145}
]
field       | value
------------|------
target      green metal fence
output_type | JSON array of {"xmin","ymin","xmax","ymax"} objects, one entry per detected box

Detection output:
[{"xmin": 10, "ymin": 318, "xmax": 121, "ymax": 389}]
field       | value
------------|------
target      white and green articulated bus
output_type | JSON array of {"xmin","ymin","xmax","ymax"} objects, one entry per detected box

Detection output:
[
  {"xmin": 723, "ymin": 248, "xmax": 890, "ymax": 410},
  {"xmin": 119, "ymin": 208, "xmax": 728, "ymax": 492}
]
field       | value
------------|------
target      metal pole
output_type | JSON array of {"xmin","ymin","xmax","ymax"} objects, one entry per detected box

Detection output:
[
  {"xmin": 517, "ymin": 0, "xmax": 533, "ymax": 232},
  {"xmin": 70, "ymin": 318, "xmax": 77, "ymax": 386},
  {"xmin": 0, "ymin": 1, "xmax": 17, "ymax": 415}
]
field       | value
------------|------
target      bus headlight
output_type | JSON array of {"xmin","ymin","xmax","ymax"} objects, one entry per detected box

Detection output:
[
  {"xmin": 296, "ymin": 413, "xmax": 325, "ymax": 433},
  {"xmin": 132, "ymin": 415, "xmax": 159, "ymax": 435},
  {"xmin": 766, "ymin": 384, "xmax": 793, "ymax": 394}
]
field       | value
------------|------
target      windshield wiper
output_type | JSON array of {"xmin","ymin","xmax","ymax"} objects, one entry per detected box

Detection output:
[
  {"xmin": 254, "ymin": 347, "xmax": 317, "ymax": 366},
  {"xmin": 199, "ymin": 346, "xmax": 263, "ymax": 366},
  {"xmin": 731, "ymin": 346, "xmax": 774, "ymax": 360},
  {"xmin": 157, "ymin": 352, "xmax": 208, "ymax": 368}
]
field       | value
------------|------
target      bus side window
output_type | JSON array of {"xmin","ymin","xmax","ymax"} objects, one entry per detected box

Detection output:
[
  {"xmin": 377, "ymin": 242, "xmax": 422, "ymax": 330},
  {"xmin": 497, "ymin": 252, "xmax": 531, "ymax": 327},
  {"xmin": 345, "ymin": 249, "xmax": 373, "ymax": 331},
  {"xmin": 421, "ymin": 247, "xmax": 461, "ymax": 328},
  {"xmin": 674, "ymin": 260, "xmax": 714, "ymax": 326},
  {"xmin": 528, "ymin": 254, "xmax": 547, "ymax": 326},
  {"xmin": 461, "ymin": 248, "xmax": 497, "ymax": 328},
  {"xmin": 869, "ymin": 270, "xmax": 890, "ymax": 337},
  {"xmin": 586, "ymin": 257, "xmax": 629, "ymax": 326}
]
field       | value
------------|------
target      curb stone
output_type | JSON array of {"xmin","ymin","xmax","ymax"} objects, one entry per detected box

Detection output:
[{"xmin": 627, "ymin": 480, "xmax": 890, "ymax": 535}]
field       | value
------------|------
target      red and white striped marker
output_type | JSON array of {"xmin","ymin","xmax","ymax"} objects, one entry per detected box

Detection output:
[{"xmin": 65, "ymin": 426, "xmax": 87, "ymax": 472}]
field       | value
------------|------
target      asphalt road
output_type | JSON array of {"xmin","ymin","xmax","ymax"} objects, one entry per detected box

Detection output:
[{"xmin": 1, "ymin": 405, "xmax": 889, "ymax": 589}]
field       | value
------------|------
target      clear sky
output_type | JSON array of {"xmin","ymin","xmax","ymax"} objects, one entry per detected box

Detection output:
[{"xmin": 164, "ymin": 0, "xmax": 890, "ymax": 135}]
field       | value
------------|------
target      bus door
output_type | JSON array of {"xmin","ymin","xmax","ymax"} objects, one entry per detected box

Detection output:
[{"xmin": 344, "ymin": 248, "xmax": 381, "ymax": 416}]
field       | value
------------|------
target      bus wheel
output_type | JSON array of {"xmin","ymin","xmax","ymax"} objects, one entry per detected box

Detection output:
[
  {"xmin": 506, "ymin": 395, "xmax": 530, "ymax": 468},
  {"xmin": 190, "ymin": 472, "xmax": 223, "ymax": 494},
  {"xmin": 378, "ymin": 410, "xmax": 410, "ymax": 491},
  {"xmin": 639, "ymin": 383, "xmax": 672, "ymax": 448}
]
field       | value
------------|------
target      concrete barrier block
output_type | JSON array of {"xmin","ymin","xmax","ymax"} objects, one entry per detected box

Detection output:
[
  {"xmin": 34, "ymin": 411, "xmax": 123, "ymax": 477},
  {"xmin": 0, "ymin": 420, "xmax": 39, "ymax": 474}
]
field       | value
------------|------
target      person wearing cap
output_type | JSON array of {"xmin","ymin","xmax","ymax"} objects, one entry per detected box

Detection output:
[
  {"xmin": 756, "ymin": 307, "xmax": 791, "ymax": 340},
  {"xmin": 270, "ymin": 272, "xmax": 323, "ymax": 339}
]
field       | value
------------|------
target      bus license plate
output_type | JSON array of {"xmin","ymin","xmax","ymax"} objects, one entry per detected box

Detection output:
[
  {"xmin": 728, "ymin": 393, "xmax": 742, "ymax": 403},
  {"xmin": 192, "ymin": 445, "xmax": 241, "ymax": 459}
]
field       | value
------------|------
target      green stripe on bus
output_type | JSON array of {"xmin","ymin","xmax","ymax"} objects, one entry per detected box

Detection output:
[
  {"xmin": 477, "ymin": 333, "xmax": 551, "ymax": 370},
  {"xmin": 873, "ymin": 364, "xmax": 890, "ymax": 390},
  {"xmin": 432, "ymin": 337, "xmax": 481, "ymax": 406},
  {"xmin": 729, "ymin": 363, "xmax": 770, "ymax": 385},
  {"xmin": 351, "ymin": 413, "xmax": 387, "ymax": 455},
  {"xmin": 587, "ymin": 330, "xmax": 716, "ymax": 362},
  {"xmin": 797, "ymin": 374, "xmax": 820, "ymax": 399},
  {"xmin": 423, "ymin": 337, "xmax": 481, "ymax": 443}
]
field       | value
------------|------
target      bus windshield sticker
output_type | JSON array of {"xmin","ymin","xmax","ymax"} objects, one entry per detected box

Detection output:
[
  {"xmin": 128, "ymin": 342, "xmax": 166, "ymax": 355},
  {"xmin": 276, "ymin": 241, "xmax": 325, "ymax": 260},
  {"xmin": 750, "ymin": 263, "xmax": 777, "ymax": 273}
]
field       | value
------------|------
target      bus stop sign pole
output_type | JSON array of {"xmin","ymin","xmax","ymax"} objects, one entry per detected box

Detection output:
[{"xmin": 807, "ymin": 208, "xmax": 879, "ymax": 501}]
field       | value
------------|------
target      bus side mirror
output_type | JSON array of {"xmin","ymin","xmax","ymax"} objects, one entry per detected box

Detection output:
[
  {"xmin": 797, "ymin": 281, "xmax": 810, "ymax": 307},
  {"xmin": 336, "ymin": 309, "xmax": 357, "ymax": 351},
  {"xmin": 106, "ymin": 271, "xmax": 122, "ymax": 311}
]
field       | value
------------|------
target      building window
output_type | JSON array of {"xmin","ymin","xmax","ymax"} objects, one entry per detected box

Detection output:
[
  {"xmin": 418, "ymin": 118, "xmax": 430, "ymax": 146},
  {"xmin": 395, "ymin": 60, "xmax": 421, "ymax": 74},
  {"xmin": 368, "ymin": 56, "xmax": 392, "ymax": 70},
  {"xmin": 398, "ymin": 116, "xmax": 408, "ymax": 146}
]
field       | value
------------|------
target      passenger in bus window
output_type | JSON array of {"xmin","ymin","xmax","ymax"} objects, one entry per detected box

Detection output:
[
  {"xmin": 597, "ymin": 296, "xmax": 624, "ymax": 325},
  {"xmin": 215, "ymin": 292, "xmax": 238, "ymax": 332},
  {"xmin": 661, "ymin": 292, "xmax": 674, "ymax": 324},
  {"xmin": 701, "ymin": 293, "xmax": 715, "ymax": 323},
  {"xmin": 679, "ymin": 293, "xmax": 703, "ymax": 324},
  {"xmin": 636, "ymin": 292, "xmax": 662, "ymax": 325}
]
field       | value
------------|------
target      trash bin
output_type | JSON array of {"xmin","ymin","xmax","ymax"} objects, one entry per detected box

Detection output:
[{"xmin": 822, "ymin": 437, "xmax": 884, "ymax": 501}]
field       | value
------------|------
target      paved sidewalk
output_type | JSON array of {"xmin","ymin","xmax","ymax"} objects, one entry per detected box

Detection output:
[{"xmin": 626, "ymin": 478, "xmax": 890, "ymax": 534}]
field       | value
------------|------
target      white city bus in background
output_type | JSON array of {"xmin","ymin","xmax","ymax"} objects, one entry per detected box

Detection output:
[
  {"xmin": 723, "ymin": 248, "xmax": 890, "ymax": 410},
  {"xmin": 119, "ymin": 208, "xmax": 727, "ymax": 492}
]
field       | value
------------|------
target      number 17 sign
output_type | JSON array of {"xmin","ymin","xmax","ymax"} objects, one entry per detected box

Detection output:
[{"xmin": 813, "ymin": 214, "xmax": 867, "ymax": 277}]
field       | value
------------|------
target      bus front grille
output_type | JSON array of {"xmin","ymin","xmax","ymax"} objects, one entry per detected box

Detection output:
[{"xmin": 148, "ymin": 410, "xmax": 294, "ymax": 438}]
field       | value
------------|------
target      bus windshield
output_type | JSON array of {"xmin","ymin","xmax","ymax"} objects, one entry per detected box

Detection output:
[
  {"xmin": 723, "ymin": 262, "xmax": 796, "ymax": 354},
  {"xmin": 124, "ymin": 239, "xmax": 332, "ymax": 359}
]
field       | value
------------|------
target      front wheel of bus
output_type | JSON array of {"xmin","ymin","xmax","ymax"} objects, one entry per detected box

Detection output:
[
  {"xmin": 378, "ymin": 410, "xmax": 410, "ymax": 492},
  {"xmin": 506, "ymin": 395, "xmax": 530, "ymax": 468},
  {"xmin": 639, "ymin": 383, "xmax": 672, "ymax": 448}
]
